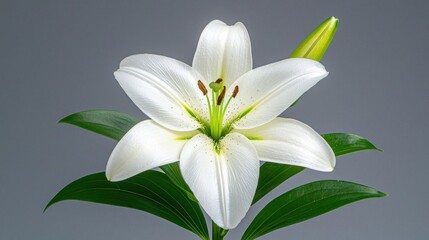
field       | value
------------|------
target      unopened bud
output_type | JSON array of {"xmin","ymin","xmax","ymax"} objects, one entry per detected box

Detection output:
[
  {"xmin": 197, "ymin": 80, "xmax": 208, "ymax": 95},
  {"xmin": 232, "ymin": 86, "xmax": 239, "ymax": 98},
  {"xmin": 217, "ymin": 86, "xmax": 226, "ymax": 105},
  {"xmin": 289, "ymin": 16, "xmax": 338, "ymax": 108},
  {"xmin": 290, "ymin": 16, "xmax": 339, "ymax": 61}
]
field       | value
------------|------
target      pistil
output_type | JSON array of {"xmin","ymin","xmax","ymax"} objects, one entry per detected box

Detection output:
[{"xmin": 197, "ymin": 79, "xmax": 239, "ymax": 141}]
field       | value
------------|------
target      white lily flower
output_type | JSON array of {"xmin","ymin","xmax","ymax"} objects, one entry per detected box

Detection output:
[{"xmin": 106, "ymin": 20, "xmax": 336, "ymax": 229}]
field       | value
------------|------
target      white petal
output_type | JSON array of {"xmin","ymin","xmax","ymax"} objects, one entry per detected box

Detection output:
[
  {"xmin": 224, "ymin": 58, "xmax": 328, "ymax": 129},
  {"xmin": 236, "ymin": 118, "xmax": 335, "ymax": 171},
  {"xmin": 180, "ymin": 133, "xmax": 259, "ymax": 229},
  {"xmin": 115, "ymin": 54, "xmax": 209, "ymax": 131},
  {"xmin": 106, "ymin": 120, "xmax": 197, "ymax": 181},
  {"xmin": 192, "ymin": 20, "xmax": 252, "ymax": 87}
]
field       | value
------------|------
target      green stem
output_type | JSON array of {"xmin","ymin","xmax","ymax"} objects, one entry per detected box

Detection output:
[{"xmin": 212, "ymin": 221, "xmax": 229, "ymax": 240}]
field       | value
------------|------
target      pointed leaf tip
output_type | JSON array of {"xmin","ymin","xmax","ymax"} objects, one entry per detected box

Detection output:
[
  {"xmin": 322, "ymin": 133, "xmax": 381, "ymax": 156},
  {"xmin": 45, "ymin": 171, "xmax": 209, "ymax": 239},
  {"xmin": 57, "ymin": 109, "xmax": 140, "ymax": 141},
  {"xmin": 243, "ymin": 180, "xmax": 386, "ymax": 240}
]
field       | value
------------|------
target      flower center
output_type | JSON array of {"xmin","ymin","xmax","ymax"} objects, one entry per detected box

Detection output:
[{"xmin": 197, "ymin": 79, "xmax": 239, "ymax": 141}]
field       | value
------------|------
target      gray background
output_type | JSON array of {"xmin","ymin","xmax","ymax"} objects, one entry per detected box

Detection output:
[{"xmin": 1, "ymin": 0, "xmax": 428, "ymax": 239}]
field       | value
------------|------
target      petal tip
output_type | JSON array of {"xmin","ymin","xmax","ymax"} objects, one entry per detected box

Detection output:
[
  {"xmin": 318, "ymin": 164, "xmax": 335, "ymax": 172},
  {"xmin": 105, "ymin": 164, "xmax": 121, "ymax": 182},
  {"xmin": 105, "ymin": 172, "xmax": 124, "ymax": 182},
  {"xmin": 327, "ymin": 164, "xmax": 335, "ymax": 172},
  {"xmin": 234, "ymin": 21, "xmax": 246, "ymax": 28},
  {"xmin": 324, "ymin": 71, "xmax": 330, "ymax": 77},
  {"xmin": 327, "ymin": 156, "xmax": 336, "ymax": 172},
  {"xmin": 105, "ymin": 171, "xmax": 114, "ymax": 182},
  {"xmin": 208, "ymin": 19, "xmax": 226, "ymax": 26},
  {"xmin": 211, "ymin": 213, "xmax": 242, "ymax": 230}
]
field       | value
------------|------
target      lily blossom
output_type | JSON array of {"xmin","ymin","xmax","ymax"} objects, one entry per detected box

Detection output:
[{"xmin": 106, "ymin": 20, "xmax": 336, "ymax": 229}]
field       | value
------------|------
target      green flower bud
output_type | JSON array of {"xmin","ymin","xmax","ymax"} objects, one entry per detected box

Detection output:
[{"xmin": 290, "ymin": 16, "xmax": 339, "ymax": 61}]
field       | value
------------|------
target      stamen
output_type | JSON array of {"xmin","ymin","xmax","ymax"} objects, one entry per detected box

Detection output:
[
  {"xmin": 232, "ymin": 85, "xmax": 239, "ymax": 98},
  {"xmin": 197, "ymin": 77, "xmax": 235, "ymax": 140},
  {"xmin": 197, "ymin": 80, "xmax": 208, "ymax": 95},
  {"xmin": 217, "ymin": 86, "xmax": 226, "ymax": 105}
]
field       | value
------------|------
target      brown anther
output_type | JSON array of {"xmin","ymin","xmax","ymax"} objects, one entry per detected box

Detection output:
[
  {"xmin": 217, "ymin": 86, "xmax": 226, "ymax": 105},
  {"xmin": 232, "ymin": 86, "xmax": 239, "ymax": 98},
  {"xmin": 197, "ymin": 80, "xmax": 208, "ymax": 95},
  {"xmin": 215, "ymin": 78, "xmax": 223, "ymax": 84}
]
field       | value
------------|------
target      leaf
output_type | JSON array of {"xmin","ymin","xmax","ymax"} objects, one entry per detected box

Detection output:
[
  {"xmin": 252, "ymin": 133, "xmax": 380, "ymax": 204},
  {"xmin": 45, "ymin": 171, "xmax": 209, "ymax": 240},
  {"xmin": 59, "ymin": 110, "xmax": 196, "ymax": 201},
  {"xmin": 160, "ymin": 162, "xmax": 197, "ymax": 202},
  {"xmin": 322, "ymin": 133, "xmax": 381, "ymax": 156},
  {"xmin": 243, "ymin": 180, "xmax": 386, "ymax": 240},
  {"xmin": 252, "ymin": 163, "xmax": 304, "ymax": 205},
  {"xmin": 59, "ymin": 109, "xmax": 140, "ymax": 141},
  {"xmin": 57, "ymin": 111, "xmax": 205, "ymax": 235}
]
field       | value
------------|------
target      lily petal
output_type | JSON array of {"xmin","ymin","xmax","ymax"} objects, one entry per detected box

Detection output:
[
  {"xmin": 225, "ymin": 58, "xmax": 328, "ymax": 129},
  {"xmin": 180, "ymin": 132, "xmax": 259, "ymax": 229},
  {"xmin": 193, "ymin": 20, "xmax": 252, "ymax": 87},
  {"xmin": 106, "ymin": 120, "xmax": 196, "ymax": 181},
  {"xmin": 236, "ymin": 118, "xmax": 335, "ymax": 171},
  {"xmin": 115, "ymin": 54, "xmax": 209, "ymax": 131}
]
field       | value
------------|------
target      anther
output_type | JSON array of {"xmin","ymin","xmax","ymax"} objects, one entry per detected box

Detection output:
[
  {"xmin": 217, "ymin": 86, "xmax": 226, "ymax": 105},
  {"xmin": 215, "ymin": 78, "xmax": 223, "ymax": 84},
  {"xmin": 232, "ymin": 86, "xmax": 239, "ymax": 98},
  {"xmin": 197, "ymin": 80, "xmax": 208, "ymax": 95}
]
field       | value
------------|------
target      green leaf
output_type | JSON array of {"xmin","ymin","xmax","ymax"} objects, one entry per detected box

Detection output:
[
  {"xmin": 322, "ymin": 133, "xmax": 381, "ymax": 156},
  {"xmin": 57, "ymin": 111, "xmax": 205, "ymax": 235},
  {"xmin": 252, "ymin": 163, "xmax": 304, "ymax": 205},
  {"xmin": 45, "ymin": 171, "xmax": 209, "ymax": 240},
  {"xmin": 252, "ymin": 133, "xmax": 380, "ymax": 205},
  {"xmin": 59, "ymin": 110, "xmax": 195, "ymax": 201},
  {"xmin": 243, "ymin": 180, "xmax": 386, "ymax": 240},
  {"xmin": 290, "ymin": 16, "xmax": 339, "ymax": 61},
  {"xmin": 160, "ymin": 162, "xmax": 197, "ymax": 202},
  {"xmin": 59, "ymin": 109, "xmax": 140, "ymax": 141}
]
